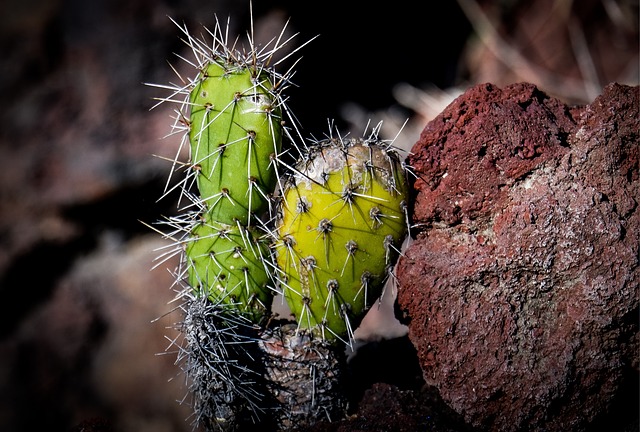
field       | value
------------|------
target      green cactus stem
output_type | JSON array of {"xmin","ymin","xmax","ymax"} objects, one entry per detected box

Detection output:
[
  {"xmin": 189, "ymin": 60, "xmax": 282, "ymax": 226},
  {"xmin": 145, "ymin": 11, "xmax": 315, "ymax": 321},
  {"xmin": 276, "ymin": 135, "xmax": 409, "ymax": 343},
  {"xmin": 186, "ymin": 214, "xmax": 273, "ymax": 323},
  {"xmin": 145, "ymin": 14, "xmax": 313, "ymax": 224}
]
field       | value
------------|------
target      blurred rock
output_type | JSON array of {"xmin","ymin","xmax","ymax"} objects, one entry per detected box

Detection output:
[
  {"xmin": 0, "ymin": 234, "xmax": 192, "ymax": 432},
  {"xmin": 458, "ymin": 0, "xmax": 639, "ymax": 105},
  {"xmin": 397, "ymin": 82, "xmax": 639, "ymax": 431}
]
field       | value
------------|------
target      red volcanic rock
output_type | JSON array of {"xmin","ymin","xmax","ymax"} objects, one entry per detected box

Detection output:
[{"xmin": 396, "ymin": 82, "xmax": 639, "ymax": 432}]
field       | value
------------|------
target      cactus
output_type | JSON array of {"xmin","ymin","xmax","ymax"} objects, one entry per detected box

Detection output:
[
  {"xmin": 148, "ymin": 8, "xmax": 411, "ymax": 432},
  {"xmin": 178, "ymin": 23, "xmax": 287, "ymax": 324},
  {"xmin": 276, "ymin": 134, "xmax": 409, "ymax": 343},
  {"xmin": 185, "ymin": 58, "xmax": 283, "ymax": 321}
]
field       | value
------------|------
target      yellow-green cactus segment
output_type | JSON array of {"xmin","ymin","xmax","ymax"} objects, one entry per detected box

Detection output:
[
  {"xmin": 186, "ymin": 214, "xmax": 273, "ymax": 323},
  {"xmin": 278, "ymin": 140, "xmax": 408, "ymax": 341},
  {"xmin": 189, "ymin": 60, "xmax": 282, "ymax": 225}
]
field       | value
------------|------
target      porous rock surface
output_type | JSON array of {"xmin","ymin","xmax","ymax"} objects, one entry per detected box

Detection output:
[{"xmin": 396, "ymin": 82, "xmax": 639, "ymax": 431}]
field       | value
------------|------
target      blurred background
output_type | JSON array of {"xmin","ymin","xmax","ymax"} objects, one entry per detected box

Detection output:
[{"xmin": 0, "ymin": 0, "xmax": 637, "ymax": 431}]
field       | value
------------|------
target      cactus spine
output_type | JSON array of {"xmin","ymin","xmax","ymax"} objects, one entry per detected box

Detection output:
[{"xmin": 276, "ymin": 134, "xmax": 409, "ymax": 343}]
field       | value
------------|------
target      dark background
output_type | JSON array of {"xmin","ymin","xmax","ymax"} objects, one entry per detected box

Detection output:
[{"xmin": 0, "ymin": 0, "xmax": 637, "ymax": 431}]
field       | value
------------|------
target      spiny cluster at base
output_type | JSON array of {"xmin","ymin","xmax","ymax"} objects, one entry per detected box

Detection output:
[
  {"xmin": 260, "ymin": 324, "xmax": 348, "ymax": 430},
  {"xmin": 179, "ymin": 296, "xmax": 348, "ymax": 432},
  {"xmin": 180, "ymin": 296, "xmax": 274, "ymax": 431}
]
